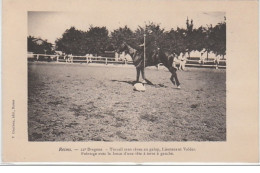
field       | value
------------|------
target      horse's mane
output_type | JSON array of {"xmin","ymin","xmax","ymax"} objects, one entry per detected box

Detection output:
[{"xmin": 124, "ymin": 41, "xmax": 142, "ymax": 51}]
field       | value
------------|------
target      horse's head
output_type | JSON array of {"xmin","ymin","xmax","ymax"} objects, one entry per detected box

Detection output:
[{"xmin": 116, "ymin": 42, "xmax": 129, "ymax": 54}]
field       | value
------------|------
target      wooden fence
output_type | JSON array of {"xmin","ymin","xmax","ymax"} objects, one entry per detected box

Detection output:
[
  {"xmin": 186, "ymin": 58, "xmax": 226, "ymax": 69},
  {"xmin": 27, "ymin": 54, "xmax": 130, "ymax": 64},
  {"xmin": 27, "ymin": 54, "xmax": 226, "ymax": 69}
]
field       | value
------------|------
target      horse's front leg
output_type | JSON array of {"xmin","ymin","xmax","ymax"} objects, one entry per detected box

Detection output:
[
  {"xmin": 141, "ymin": 68, "xmax": 147, "ymax": 83},
  {"xmin": 136, "ymin": 68, "xmax": 141, "ymax": 82}
]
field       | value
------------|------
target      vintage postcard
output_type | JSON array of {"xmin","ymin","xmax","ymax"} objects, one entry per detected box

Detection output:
[{"xmin": 1, "ymin": 0, "xmax": 259, "ymax": 164}]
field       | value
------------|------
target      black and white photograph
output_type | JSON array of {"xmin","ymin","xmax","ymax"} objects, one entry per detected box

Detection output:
[
  {"xmin": 2, "ymin": 0, "xmax": 260, "ymax": 164},
  {"xmin": 27, "ymin": 10, "xmax": 226, "ymax": 142}
]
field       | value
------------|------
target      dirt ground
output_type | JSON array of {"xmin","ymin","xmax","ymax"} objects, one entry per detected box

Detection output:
[{"xmin": 28, "ymin": 62, "xmax": 226, "ymax": 141}]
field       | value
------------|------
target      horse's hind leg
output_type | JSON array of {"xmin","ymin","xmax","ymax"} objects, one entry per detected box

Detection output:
[
  {"xmin": 169, "ymin": 67, "xmax": 180, "ymax": 88},
  {"xmin": 170, "ymin": 74, "xmax": 176, "ymax": 85},
  {"xmin": 173, "ymin": 72, "xmax": 180, "ymax": 87}
]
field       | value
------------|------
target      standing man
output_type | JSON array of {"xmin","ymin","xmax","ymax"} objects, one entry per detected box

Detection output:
[{"xmin": 179, "ymin": 53, "xmax": 187, "ymax": 70}]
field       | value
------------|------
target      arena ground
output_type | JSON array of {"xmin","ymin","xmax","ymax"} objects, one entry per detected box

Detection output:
[{"xmin": 28, "ymin": 62, "xmax": 226, "ymax": 141}]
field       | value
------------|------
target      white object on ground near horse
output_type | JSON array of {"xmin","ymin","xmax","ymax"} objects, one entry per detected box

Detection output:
[{"xmin": 133, "ymin": 83, "xmax": 146, "ymax": 92}]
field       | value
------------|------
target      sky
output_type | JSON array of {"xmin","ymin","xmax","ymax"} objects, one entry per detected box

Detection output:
[{"xmin": 28, "ymin": 11, "xmax": 225, "ymax": 44}]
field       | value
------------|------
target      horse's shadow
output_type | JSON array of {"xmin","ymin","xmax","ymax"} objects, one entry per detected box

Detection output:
[{"xmin": 111, "ymin": 79, "xmax": 168, "ymax": 88}]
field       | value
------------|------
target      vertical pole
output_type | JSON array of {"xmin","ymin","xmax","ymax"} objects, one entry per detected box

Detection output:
[{"xmin": 144, "ymin": 34, "xmax": 146, "ymax": 74}]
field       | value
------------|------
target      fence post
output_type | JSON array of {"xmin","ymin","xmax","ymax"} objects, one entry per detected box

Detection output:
[
  {"xmin": 105, "ymin": 58, "xmax": 108, "ymax": 65},
  {"xmin": 71, "ymin": 56, "xmax": 73, "ymax": 63},
  {"xmin": 56, "ymin": 55, "xmax": 59, "ymax": 62},
  {"xmin": 37, "ymin": 54, "xmax": 39, "ymax": 61}
]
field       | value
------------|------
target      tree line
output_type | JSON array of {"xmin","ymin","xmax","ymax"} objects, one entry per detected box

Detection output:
[{"xmin": 28, "ymin": 18, "xmax": 226, "ymax": 58}]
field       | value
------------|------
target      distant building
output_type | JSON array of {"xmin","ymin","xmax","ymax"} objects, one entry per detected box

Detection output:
[
  {"xmin": 27, "ymin": 51, "xmax": 34, "ymax": 59},
  {"xmin": 32, "ymin": 38, "xmax": 44, "ymax": 45}
]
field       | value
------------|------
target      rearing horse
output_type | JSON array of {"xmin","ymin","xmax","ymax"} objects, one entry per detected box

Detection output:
[
  {"xmin": 117, "ymin": 42, "xmax": 180, "ymax": 88},
  {"xmin": 117, "ymin": 42, "xmax": 146, "ymax": 83}
]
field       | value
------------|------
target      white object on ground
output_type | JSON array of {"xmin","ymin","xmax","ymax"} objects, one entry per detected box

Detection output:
[{"xmin": 133, "ymin": 83, "xmax": 146, "ymax": 92}]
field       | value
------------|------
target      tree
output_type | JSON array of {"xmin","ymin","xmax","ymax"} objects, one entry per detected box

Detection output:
[
  {"xmin": 185, "ymin": 18, "xmax": 193, "ymax": 57},
  {"xmin": 86, "ymin": 26, "xmax": 110, "ymax": 54},
  {"xmin": 110, "ymin": 25, "xmax": 135, "ymax": 49},
  {"xmin": 163, "ymin": 19, "xmax": 206, "ymax": 56},
  {"xmin": 27, "ymin": 36, "xmax": 54, "ymax": 54},
  {"xmin": 184, "ymin": 18, "xmax": 207, "ymax": 57},
  {"xmin": 202, "ymin": 20, "xmax": 226, "ymax": 59},
  {"xmin": 54, "ymin": 18, "xmax": 226, "ymax": 58},
  {"xmin": 110, "ymin": 23, "xmax": 165, "ymax": 53},
  {"xmin": 190, "ymin": 26, "xmax": 205, "ymax": 52},
  {"xmin": 55, "ymin": 26, "xmax": 110, "ymax": 55},
  {"xmin": 210, "ymin": 21, "xmax": 226, "ymax": 58},
  {"xmin": 55, "ymin": 27, "xmax": 87, "ymax": 55},
  {"xmin": 28, "ymin": 36, "xmax": 37, "ymax": 52},
  {"xmin": 135, "ymin": 22, "xmax": 165, "ymax": 48},
  {"xmin": 163, "ymin": 28, "xmax": 187, "ymax": 56}
]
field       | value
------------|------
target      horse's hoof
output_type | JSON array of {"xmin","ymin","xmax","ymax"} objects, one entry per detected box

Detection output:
[{"xmin": 177, "ymin": 85, "xmax": 181, "ymax": 89}]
